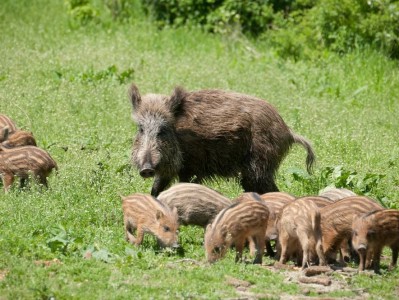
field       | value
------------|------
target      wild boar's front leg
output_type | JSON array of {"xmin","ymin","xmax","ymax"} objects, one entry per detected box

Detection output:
[{"xmin": 151, "ymin": 176, "xmax": 172, "ymax": 197}]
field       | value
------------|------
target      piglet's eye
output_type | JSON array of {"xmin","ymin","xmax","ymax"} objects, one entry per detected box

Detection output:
[
  {"xmin": 163, "ymin": 226, "xmax": 170, "ymax": 232},
  {"xmin": 353, "ymin": 231, "xmax": 358, "ymax": 237}
]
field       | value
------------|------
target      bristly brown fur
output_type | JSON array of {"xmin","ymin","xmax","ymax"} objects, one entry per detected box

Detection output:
[
  {"xmin": 0, "ymin": 145, "xmax": 57, "ymax": 192},
  {"xmin": 352, "ymin": 209, "xmax": 399, "ymax": 273},
  {"xmin": 277, "ymin": 198, "xmax": 326, "ymax": 268},
  {"xmin": 320, "ymin": 196, "xmax": 383, "ymax": 262},
  {"xmin": 122, "ymin": 193, "xmax": 180, "ymax": 248},
  {"xmin": 158, "ymin": 183, "xmax": 231, "ymax": 227},
  {"xmin": 204, "ymin": 200, "xmax": 269, "ymax": 264},
  {"xmin": 0, "ymin": 114, "xmax": 37, "ymax": 147},
  {"xmin": 129, "ymin": 83, "xmax": 316, "ymax": 196}
]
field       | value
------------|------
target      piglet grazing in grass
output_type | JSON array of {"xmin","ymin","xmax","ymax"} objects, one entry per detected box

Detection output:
[
  {"xmin": 320, "ymin": 196, "xmax": 384, "ymax": 264},
  {"xmin": 277, "ymin": 197, "xmax": 326, "ymax": 268},
  {"xmin": 0, "ymin": 114, "xmax": 36, "ymax": 147},
  {"xmin": 0, "ymin": 145, "xmax": 57, "ymax": 192},
  {"xmin": 121, "ymin": 193, "xmax": 180, "ymax": 248},
  {"xmin": 157, "ymin": 183, "xmax": 231, "ymax": 227},
  {"xmin": 319, "ymin": 187, "xmax": 356, "ymax": 201},
  {"xmin": 352, "ymin": 209, "xmax": 399, "ymax": 273},
  {"xmin": 204, "ymin": 200, "xmax": 269, "ymax": 264},
  {"xmin": 260, "ymin": 192, "xmax": 295, "ymax": 257}
]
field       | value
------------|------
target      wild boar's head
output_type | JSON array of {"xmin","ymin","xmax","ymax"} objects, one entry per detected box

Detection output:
[{"xmin": 129, "ymin": 83, "xmax": 184, "ymax": 183}]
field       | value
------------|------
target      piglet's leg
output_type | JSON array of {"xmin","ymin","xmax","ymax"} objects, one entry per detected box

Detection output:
[
  {"xmin": 253, "ymin": 233, "xmax": 265, "ymax": 264},
  {"xmin": 125, "ymin": 223, "xmax": 137, "ymax": 245},
  {"xmin": 135, "ymin": 225, "xmax": 145, "ymax": 246},
  {"xmin": 2, "ymin": 174, "xmax": 14, "ymax": 192},
  {"xmin": 248, "ymin": 236, "xmax": 256, "ymax": 257},
  {"xmin": 234, "ymin": 237, "xmax": 246, "ymax": 263},
  {"xmin": 316, "ymin": 238, "xmax": 326, "ymax": 266},
  {"xmin": 372, "ymin": 247, "xmax": 382, "ymax": 274},
  {"xmin": 278, "ymin": 232, "xmax": 289, "ymax": 264},
  {"xmin": 389, "ymin": 246, "xmax": 398, "ymax": 270}
]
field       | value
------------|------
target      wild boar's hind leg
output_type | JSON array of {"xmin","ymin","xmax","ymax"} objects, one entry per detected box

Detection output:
[{"xmin": 241, "ymin": 172, "xmax": 278, "ymax": 194}]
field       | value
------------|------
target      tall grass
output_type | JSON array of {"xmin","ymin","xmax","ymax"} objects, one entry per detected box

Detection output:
[{"xmin": 0, "ymin": 0, "xmax": 398, "ymax": 298}]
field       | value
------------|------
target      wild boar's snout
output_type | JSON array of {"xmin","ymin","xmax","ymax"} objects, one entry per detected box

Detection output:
[{"xmin": 140, "ymin": 162, "xmax": 155, "ymax": 178}]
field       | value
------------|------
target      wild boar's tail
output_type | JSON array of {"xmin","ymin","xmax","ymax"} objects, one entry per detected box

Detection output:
[{"xmin": 290, "ymin": 130, "xmax": 315, "ymax": 174}]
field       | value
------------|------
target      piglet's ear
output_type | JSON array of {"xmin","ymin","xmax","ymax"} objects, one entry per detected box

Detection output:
[
  {"xmin": 156, "ymin": 210, "xmax": 164, "ymax": 221},
  {"xmin": 167, "ymin": 86, "xmax": 186, "ymax": 115},
  {"xmin": 2, "ymin": 127, "xmax": 9, "ymax": 141},
  {"xmin": 129, "ymin": 83, "xmax": 141, "ymax": 110}
]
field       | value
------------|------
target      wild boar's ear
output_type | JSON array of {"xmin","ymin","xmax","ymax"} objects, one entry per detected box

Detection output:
[
  {"xmin": 128, "ymin": 83, "xmax": 141, "ymax": 110},
  {"xmin": 156, "ymin": 210, "xmax": 164, "ymax": 220},
  {"xmin": 168, "ymin": 86, "xmax": 186, "ymax": 115}
]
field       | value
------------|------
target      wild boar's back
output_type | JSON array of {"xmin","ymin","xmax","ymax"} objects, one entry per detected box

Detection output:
[{"xmin": 175, "ymin": 90, "xmax": 293, "ymax": 178}]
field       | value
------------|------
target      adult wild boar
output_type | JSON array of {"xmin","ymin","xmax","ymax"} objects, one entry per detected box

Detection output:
[{"xmin": 129, "ymin": 83, "xmax": 315, "ymax": 196}]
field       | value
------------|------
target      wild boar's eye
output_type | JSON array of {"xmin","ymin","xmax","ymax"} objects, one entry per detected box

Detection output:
[
  {"xmin": 158, "ymin": 127, "xmax": 168, "ymax": 138},
  {"xmin": 138, "ymin": 125, "xmax": 144, "ymax": 134},
  {"xmin": 353, "ymin": 231, "xmax": 357, "ymax": 237},
  {"xmin": 163, "ymin": 226, "xmax": 170, "ymax": 232}
]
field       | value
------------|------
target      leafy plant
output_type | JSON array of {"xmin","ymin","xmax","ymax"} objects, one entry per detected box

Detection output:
[
  {"xmin": 70, "ymin": 65, "xmax": 134, "ymax": 84},
  {"xmin": 46, "ymin": 225, "xmax": 82, "ymax": 255},
  {"xmin": 64, "ymin": 0, "xmax": 99, "ymax": 26},
  {"xmin": 318, "ymin": 165, "xmax": 386, "ymax": 196}
]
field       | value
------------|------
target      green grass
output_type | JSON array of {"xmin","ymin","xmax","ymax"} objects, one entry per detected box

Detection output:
[{"xmin": 1, "ymin": 0, "xmax": 399, "ymax": 299}]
